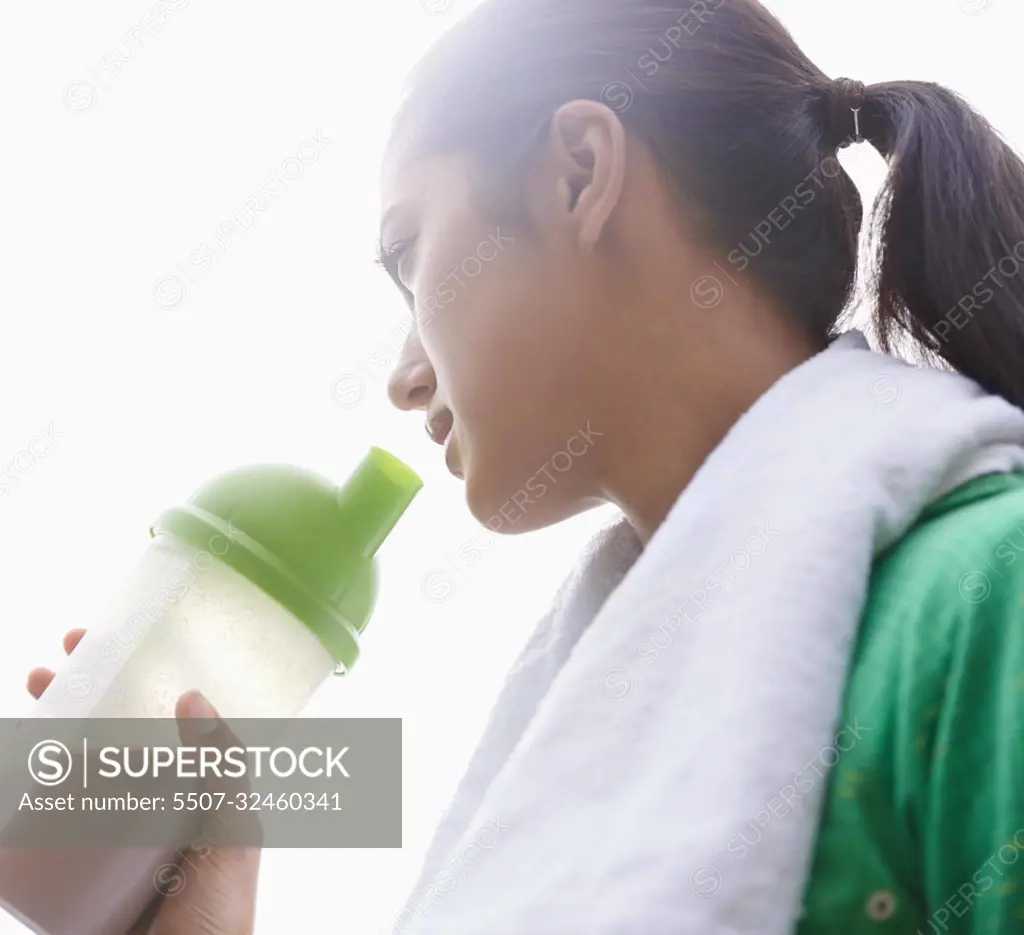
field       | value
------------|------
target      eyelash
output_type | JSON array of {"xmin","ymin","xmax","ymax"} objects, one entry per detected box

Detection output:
[{"xmin": 375, "ymin": 239, "xmax": 416, "ymax": 295}]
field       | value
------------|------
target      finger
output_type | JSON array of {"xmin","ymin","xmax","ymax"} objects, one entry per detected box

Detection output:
[
  {"xmin": 149, "ymin": 844, "xmax": 260, "ymax": 935},
  {"xmin": 127, "ymin": 893, "xmax": 162, "ymax": 934},
  {"xmin": 26, "ymin": 668, "xmax": 54, "ymax": 699},
  {"xmin": 174, "ymin": 692, "xmax": 264, "ymax": 848},
  {"xmin": 176, "ymin": 688, "xmax": 216, "ymax": 723},
  {"xmin": 62, "ymin": 628, "xmax": 87, "ymax": 655},
  {"xmin": 25, "ymin": 629, "xmax": 87, "ymax": 699},
  {"xmin": 149, "ymin": 692, "xmax": 262, "ymax": 935}
]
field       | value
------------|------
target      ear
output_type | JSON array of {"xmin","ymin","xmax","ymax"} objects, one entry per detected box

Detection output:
[{"xmin": 547, "ymin": 99, "xmax": 627, "ymax": 252}]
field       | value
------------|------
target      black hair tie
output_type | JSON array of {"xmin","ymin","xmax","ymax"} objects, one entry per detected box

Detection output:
[{"xmin": 825, "ymin": 77, "xmax": 868, "ymax": 149}]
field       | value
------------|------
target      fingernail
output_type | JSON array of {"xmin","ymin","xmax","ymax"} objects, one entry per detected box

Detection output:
[{"xmin": 179, "ymin": 690, "xmax": 219, "ymax": 736}]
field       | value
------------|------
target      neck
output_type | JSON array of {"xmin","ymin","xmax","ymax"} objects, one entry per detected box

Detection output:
[{"xmin": 591, "ymin": 291, "xmax": 824, "ymax": 544}]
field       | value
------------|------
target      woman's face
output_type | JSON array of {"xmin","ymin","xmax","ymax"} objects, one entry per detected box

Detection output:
[{"xmin": 380, "ymin": 119, "xmax": 619, "ymax": 533}]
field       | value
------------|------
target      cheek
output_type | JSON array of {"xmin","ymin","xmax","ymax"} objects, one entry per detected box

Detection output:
[
  {"xmin": 424, "ymin": 253, "xmax": 580, "ymax": 421},
  {"xmin": 428, "ymin": 259, "xmax": 596, "ymax": 525}
]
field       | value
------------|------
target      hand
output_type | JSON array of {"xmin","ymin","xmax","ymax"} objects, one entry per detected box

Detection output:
[{"xmin": 27, "ymin": 629, "xmax": 261, "ymax": 935}]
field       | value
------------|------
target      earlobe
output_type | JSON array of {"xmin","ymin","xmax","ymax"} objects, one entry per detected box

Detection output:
[{"xmin": 549, "ymin": 100, "xmax": 627, "ymax": 252}]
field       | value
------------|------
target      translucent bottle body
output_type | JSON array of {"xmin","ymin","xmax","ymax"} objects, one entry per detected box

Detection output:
[
  {"xmin": 33, "ymin": 531, "xmax": 336, "ymax": 720},
  {"xmin": 0, "ymin": 532, "xmax": 337, "ymax": 935}
]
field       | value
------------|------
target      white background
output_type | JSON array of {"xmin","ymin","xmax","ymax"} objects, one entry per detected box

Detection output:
[{"xmin": 0, "ymin": 0, "xmax": 1019, "ymax": 931}]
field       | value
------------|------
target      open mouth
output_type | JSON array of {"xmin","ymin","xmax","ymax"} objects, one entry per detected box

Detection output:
[
  {"xmin": 426, "ymin": 407, "xmax": 463, "ymax": 478},
  {"xmin": 425, "ymin": 407, "xmax": 453, "ymax": 447}
]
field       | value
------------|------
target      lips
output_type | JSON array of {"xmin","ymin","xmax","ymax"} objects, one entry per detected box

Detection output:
[
  {"xmin": 425, "ymin": 407, "xmax": 453, "ymax": 446},
  {"xmin": 426, "ymin": 408, "xmax": 463, "ymax": 478}
]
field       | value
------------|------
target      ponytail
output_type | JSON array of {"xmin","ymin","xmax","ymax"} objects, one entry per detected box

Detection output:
[{"xmin": 863, "ymin": 81, "xmax": 1024, "ymax": 409}]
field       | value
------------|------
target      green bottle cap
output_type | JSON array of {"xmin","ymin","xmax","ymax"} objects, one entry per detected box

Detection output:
[{"xmin": 150, "ymin": 447, "xmax": 422, "ymax": 674}]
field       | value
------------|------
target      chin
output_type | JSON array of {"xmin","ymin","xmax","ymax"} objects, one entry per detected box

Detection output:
[{"xmin": 462, "ymin": 458, "xmax": 583, "ymax": 536}]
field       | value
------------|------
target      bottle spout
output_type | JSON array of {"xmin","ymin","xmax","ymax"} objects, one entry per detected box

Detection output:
[{"xmin": 335, "ymin": 448, "xmax": 423, "ymax": 558}]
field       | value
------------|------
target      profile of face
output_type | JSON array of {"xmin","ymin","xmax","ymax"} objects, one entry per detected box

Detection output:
[
  {"xmin": 374, "ymin": 0, "xmax": 880, "ymax": 541},
  {"xmin": 380, "ymin": 104, "xmax": 649, "ymax": 534}
]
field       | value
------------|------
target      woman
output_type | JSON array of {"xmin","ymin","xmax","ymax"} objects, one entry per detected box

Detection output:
[{"xmin": 29, "ymin": 0, "xmax": 1024, "ymax": 932}]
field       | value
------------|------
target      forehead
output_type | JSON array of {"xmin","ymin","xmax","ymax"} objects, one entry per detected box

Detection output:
[
  {"xmin": 379, "ymin": 136, "xmax": 476, "ymax": 237},
  {"xmin": 380, "ymin": 135, "xmax": 427, "ymax": 213}
]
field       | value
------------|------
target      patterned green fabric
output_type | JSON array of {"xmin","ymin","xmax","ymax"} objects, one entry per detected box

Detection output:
[{"xmin": 798, "ymin": 473, "xmax": 1024, "ymax": 934}]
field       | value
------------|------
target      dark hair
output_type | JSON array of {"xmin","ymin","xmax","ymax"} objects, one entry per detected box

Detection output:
[{"xmin": 393, "ymin": 0, "xmax": 1024, "ymax": 409}]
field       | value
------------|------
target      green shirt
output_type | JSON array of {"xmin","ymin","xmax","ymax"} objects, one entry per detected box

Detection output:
[{"xmin": 798, "ymin": 472, "xmax": 1024, "ymax": 934}]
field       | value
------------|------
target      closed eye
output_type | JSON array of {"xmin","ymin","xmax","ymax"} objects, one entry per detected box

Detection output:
[{"xmin": 375, "ymin": 239, "xmax": 417, "ymax": 303}]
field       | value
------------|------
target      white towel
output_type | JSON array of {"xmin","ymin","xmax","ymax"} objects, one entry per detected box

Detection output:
[{"xmin": 393, "ymin": 330, "xmax": 1024, "ymax": 935}]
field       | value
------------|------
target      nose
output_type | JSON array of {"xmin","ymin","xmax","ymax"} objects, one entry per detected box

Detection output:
[{"xmin": 387, "ymin": 330, "xmax": 436, "ymax": 412}]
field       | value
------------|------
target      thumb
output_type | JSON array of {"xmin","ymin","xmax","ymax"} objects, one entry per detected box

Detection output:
[{"xmin": 146, "ymin": 691, "xmax": 262, "ymax": 935}]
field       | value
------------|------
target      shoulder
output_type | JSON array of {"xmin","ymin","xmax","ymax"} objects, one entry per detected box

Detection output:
[
  {"xmin": 857, "ymin": 471, "xmax": 1024, "ymax": 813},
  {"xmin": 853, "ymin": 473, "xmax": 1024, "ymax": 752},
  {"xmin": 842, "ymin": 473, "xmax": 1024, "ymax": 809},
  {"xmin": 829, "ymin": 474, "xmax": 1024, "ymax": 925},
  {"xmin": 834, "ymin": 474, "xmax": 1024, "ymax": 777},
  {"xmin": 797, "ymin": 476, "xmax": 1024, "ymax": 932},
  {"xmin": 858, "ymin": 474, "xmax": 1024, "ymax": 925},
  {"xmin": 864, "ymin": 472, "xmax": 1024, "ymax": 650}
]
